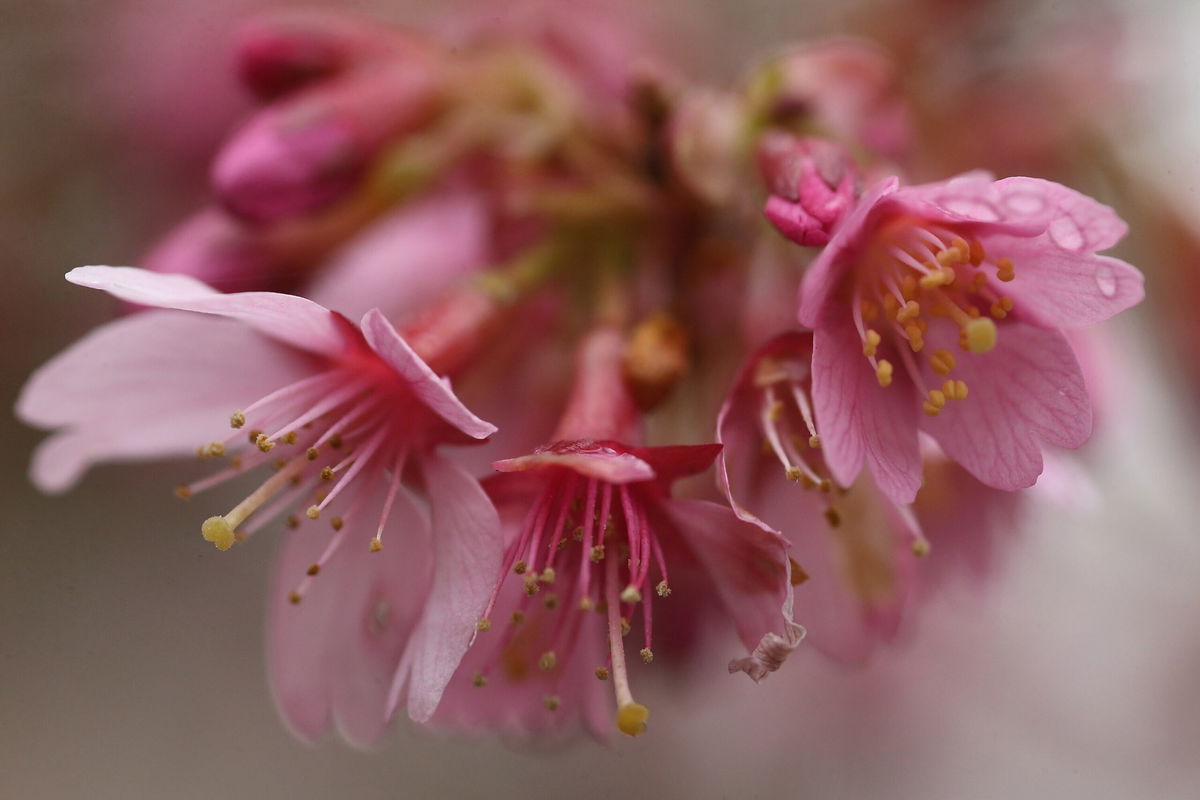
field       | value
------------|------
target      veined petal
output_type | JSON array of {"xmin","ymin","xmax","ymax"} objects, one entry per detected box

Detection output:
[
  {"xmin": 811, "ymin": 315, "xmax": 921, "ymax": 504},
  {"xmin": 66, "ymin": 266, "xmax": 353, "ymax": 357},
  {"xmin": 359, "ymin": 309, "xmax": 496, "ymax": 440},
  {"xmin": 387, "ymin": 452, "xmax": 501, "ymax": 721},
  {"xmin": 919, "ymin": 319, "xmax": 1091, "ymax": 491}
]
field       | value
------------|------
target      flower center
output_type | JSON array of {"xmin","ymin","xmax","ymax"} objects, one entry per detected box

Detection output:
[
  {"xmin": 179, "ymin": 360, "xmax": 419, "ymax": 602},
  {"xmin": 853, "ymin": 219, "xmax": 1017, "ymax": 416},
  {"xmin": 473, "ymin": 471, "xmax": 667, "ymax": 736}
]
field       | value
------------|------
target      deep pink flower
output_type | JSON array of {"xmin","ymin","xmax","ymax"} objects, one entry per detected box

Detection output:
[
  {"xmin": 433, "ymin": 327, "xmax": 800, "ymax": 738},
  {"xmin": 798, "ymin": 173, "xmax": 1143, "ymax": 502},
  {"xmin": 16, "ymin": 266, "xmax": 502, "ymax": 743},
  {"xmin": 759, "ymin": 133, "xmax": 858, "ymax": 247}
]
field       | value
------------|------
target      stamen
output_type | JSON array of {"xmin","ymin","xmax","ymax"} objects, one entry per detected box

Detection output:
[
  {"xmin": 200, "ymin": 455, "xmax": 310, "ymax": 549},
  {"xmin": 605, "ymin": 547, "xmax": 648, "ymax": 737}
]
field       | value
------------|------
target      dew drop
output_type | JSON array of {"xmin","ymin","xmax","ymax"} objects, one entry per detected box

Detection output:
[
  {"xmin": 1049, "ymin": 216, "xmax": 1086, "ymax": 252},
  {"xmin": 1095, "ymin": 262, "xmax": 1117, "ymax": 298}
]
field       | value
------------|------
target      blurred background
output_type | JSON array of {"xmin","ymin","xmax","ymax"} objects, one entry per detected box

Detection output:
[{"xmin": 2, "ymin": 0, "xmax": 1199, "ymax": 797}]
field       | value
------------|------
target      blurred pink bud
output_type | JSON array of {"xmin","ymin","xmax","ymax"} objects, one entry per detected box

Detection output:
[
  {"xmin": 141, "ymin": 209, "xmax": 281, "ymax": 292},
  {"xmin": 212, "ymin": 61, "xmax": 442, "ymax": 224},
  {"xmin": 759, "ymin": 133, "xmax": 857, "ymax": 246},
  {"xmin": 235, "ymin": 11, "xmax": 432, "ymax": 101},
  {"xmin": 669, "ymin": 88, "xmax": 745, "ymax": 204}
]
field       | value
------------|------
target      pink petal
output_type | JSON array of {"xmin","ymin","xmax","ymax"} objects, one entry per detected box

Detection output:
[
  {"xmin": 493, "ymin": 448, "xmax": 656, "ymax": 483},
  {"xmin": 358, "ymin": 308, "xmax": 496, "ymax": 440},
  {"xmin": 387, "ymin": 452, "xmax": 501, "ymax": 721},
  {"xmin": 306, "ymin": 187, "xmax": 487, "ymax": 322},
  {"xmin": 918, "ymin": 319, "xmax": 1092, "ymax": 490},
  {"xmin": 811, "ymin": 315, "xmax": 921, "ymax": 504},
  {"xmin": 981, "ymin": 180, "xmax": 1143, "ymax": 328},
  {"xmin": 329, "ymin": 486, "xmax": 434, "ymax": 746},
  {"xmin": 66, "ymin": 266, "xmax": 352, "ymax": 357},
  {"xmin": 659, "ymin": 499, "xmax": 800, "ymax": 665},
  {"xmin": 628, "ymin": 444, "xmax": 724, "ymax": 485},
  {"xmin": 798, "ymin": 176, "xmax": 899, "ymax": 327},
  {"xmin": 17, "ymin": 310, "xmax": 312, "ymax": 492}
]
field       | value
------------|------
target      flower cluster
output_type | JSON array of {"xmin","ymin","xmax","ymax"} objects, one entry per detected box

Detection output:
[{"xmin": 16, "ymin": 6, "xmax": 1142, "ymax": 742}]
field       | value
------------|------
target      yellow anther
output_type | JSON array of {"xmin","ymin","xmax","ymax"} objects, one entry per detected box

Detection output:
[
  {"xmin": 789, "ymin": 557, "xmax": 810, "ymax": 585},
  {"xmin": 288, "ymin": 591, "xmax": 302, "ymax": 605},
  {"xmin": 922, "ymin": 400, "xmax": 942, "ymax": 417},
  {"xmin": 785, "ymin": 466, "xmax": 803, "ymax": 482},
  {"xmin": 255, "ymin": 434, "xmax": 275, "ymax": 453},
  {"xmin": 919, "ymin": 270, "xmax": 949, "ymax": 290},
  {"xmin": 306, "ymin": 563, "xmax": 320, "ymax": 576},
  {"xmin": 824, "ymin": 507, "xmax": 841, "ymax": 527},
  {"xmin": 901, "ymin": 274, "xmax": 917, "ymax": 300},
  {"xmin": 204, "ymin": 442, "xmax": 226, "ymax": 459},
  {"xmin": 475, "ymin": 618, "xmax": 492, "ymax": 632},
  {"xmin": 964, "ymin": 317, "xmax": 997, "ymax": 353},
  {"xmin": 544, "ymin": 593, "xmax": 560, "ymax": 609},
  {"xmin": 512, "ymin": 560, "xmax": 527, "ymax": 574},
  {"xmin": 230, "ymin": 411, "xmax": 246, "ymax": 429},
  {"xmin": 968, "ymin": 239, "xmax": 986, "ymax": 266},
  {"xmin": 943, "ymin": 379, "xmax": 969, "ymax": 400},
  {"xmin": 936, "ymin": 248, "xmax": 958, "ymax": 266},
  {"xmin": 930, "ymin": 349, "xmax": 956, "ymax": 376},
  {"xmin": 621, "ymin": 617, "xmax": 631, "ymax": 636},
  {"xmin": 595, "ymin": 666, "xmax": 610, "ymax": 680},
  {"xmin": 620, "ymin": 586, "xmax": 643, "ymax": 604},
  {"xmin": 809, "ymin": 435, "xmax": 821, "ymax": 448},
  {"xmin": 523, "ymin": 575, "xmax": 540, "ymax": 596},
  {"xmin": 283, "ymin": 432, "xmax": 298, "ymax": 445},
  {"xmin": 818, "ymin": 479, "xmax": 832, "ymax": 493},
  {"xmin": 330, "ymin": 516, "xmax": 344, "ymax": 531},
  {"xmin": 617, "ymin": 703, "xmax": 650, "ymax": 737},
  {"xmin": 912, "ymin": 538, "xmax": 932, "ymax": 557},
  {"xmin": 905, "ymin": 324, "xmax": 924, "ymax": 352},
  {"xmin": 543, "ymin": 696, "xmax": 562, "ymax": 711},
  {"xmin": 882, "ymin": 293, "xmax": 899, "ymax": 318},
  {"xmin": 328, "ymin": 434, "xmax": 343, "ymax": 450},
  {"xmin": 320, "ymin": 466, "xmax": 334, "ymax": 481},
  {"xmin": 799, "ymin": 473, "xmax": 816, "ymax": 490},
  {"xmin": 970, "ymin": 272, "xmax": 988, "ymax": 292},
  {"xmin": 766, "ymin": 399, "xmax": 783, "ymax": 423},
  {"xmin": 996, "ymin": 257, "xmax": 1015, "ymax": 281},
  {"xmin": 201, "ymin": 516, "xmax": 236, "ymax": 551},
  {"xmin": 305, "ymin": 447, "xmax": 319, "ymax": 461},
  {"xmin": 286, "ymin": 515, "xmax": 300, "ymax": 530},
  {"xmin": 860, "ymin": 298, "xmax": 880, "ymax": 321},
  {"xmin": 472, "ymin": 673, "xmax": 487, "ymax": 688},
  {"xmin": 875, "ymin": 360, "xmax": 894, "ymax": 387},
  {"xmin": 174, "ymin": 485, "xmax": 192, "ymax": 500},
  {"xmin": 862, "ymin": 329, "xmax": 881, "ymax": 357},
  {"xmin": 540, "ymin": 567, "xmax": 556, "ymax": 584},
  {"xmin": 579, "ymin": 597, "xmax": 595, "ymax": 612},
  {"xmin": 305, "ymin": 505, "xmax": 320, "ymax": 520},
  {"xmin": 897, "ymin": 300, "xmax": 920, "ymax": 323},
  {"xmin": 656, "ymin": 580, "xmax": 671, "ymax": 597},
  {"xmin": 538, "ymin": 651, "xmax": 557, "ymax": 671},
  {"xmin": 640, "ymin": 648, "xmax": 654, "ymax": 664},
  {"xmin": 590, "ymin": 545, "xmax": 606, "ymax": 563},
  {"xmin": 369, "ymin": 538, "xmax": 383, "ymax": 552},
  {"xmin": 572, "ymin": 526, "xmax": 585, "ymax": 542},
  {"xmin": 928, "ymin": 389, "xmax": 947, "ymax": 409},
  {"xmin": 510, "ymin": 611, "xmax": 526, "ymax": 625}
]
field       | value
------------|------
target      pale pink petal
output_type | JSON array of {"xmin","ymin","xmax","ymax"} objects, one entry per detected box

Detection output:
[
  {"xmin": 329, "ymin": 485, "xmax": 433, "ymax": 747},
  {"xmin": 358, "ymin": 308, "xmax": 496, "ymax": 440},
  {"xmin": 919, "ymin": 318, "xmax": 1091, "ymax": 490},
  {"xmin": 658, "ymin": 499, "xmax": 799, "ymax": 665},
  {"xmin": 891, "ymin": 171, "xmax": 1050, "ymax": 237},
  {"xmin": 306, "ymin": 187, "xmax": 488, "ymax": 322},
  {"xmin": 17, "ymin": 311, "xmax": 312, "ymax": 492},
  {"xmin": 387, "ymin": 452, "xmax": 501, "ymax": 721},
  {"xmin": 494, "ymin": 449, "xmax": 655, "ymax": 483},
  {"xmin": 981, "ymin": 197, "xmax": 1143, "ymax": 328},
  {"xmin": 66, "ymin": 266, "xmax": 352, "ymax": 357},
  {"xmin": 811, "ymin": 316, "xmax": 921, "ymax": 504}
]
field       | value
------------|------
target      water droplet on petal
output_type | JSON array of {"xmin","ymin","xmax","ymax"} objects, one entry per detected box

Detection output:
[
  {"xmin": 1049, "ymin": 216, "xmax": 1086, "ymax": 252},
  {"xmin": 938, "ymin": 195, "xmax": 1001, "ymax": 221},
  {"xmin": 1002, "ymin": 191, "xmax": 1047, "ymax": 217},
  {"xmin": 1095, "ymin": 262, "xmax": 1117, "ymax": 298}
]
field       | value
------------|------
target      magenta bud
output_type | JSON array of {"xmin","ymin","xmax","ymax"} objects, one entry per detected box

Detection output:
[
  {"xmin": 212, "ymin": 110, "xmax": 364, "ymax": 225},
  {"xmin": 141, "ymin": 210, "xmax": 284, "ymax": 293},
  {"xmin": 759, "ymin": 133, "xmax": 857, "ymax": 247},
  {"xmin": 236, "ymin": 26, "xmax": 346, "ymax": 101}
]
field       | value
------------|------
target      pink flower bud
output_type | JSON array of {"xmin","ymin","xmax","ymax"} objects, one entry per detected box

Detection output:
[{"xmin": 759, "ymin": 133, "xmax": 857, "ymax": 246}]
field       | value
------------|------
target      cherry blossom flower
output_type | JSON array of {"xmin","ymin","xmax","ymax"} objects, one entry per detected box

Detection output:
[
  {"xmin": 433, "ymin": 327, "xmax": 800, "ymax": 738},
  {"xmin": 718, "ymin": 331, "xmax": 1020, "ymax": 660},
  {"xmin": 798, "ymin": 173, "xmax": 1143, "ymax": 502},
  {"xmin": 16, "ymin": 266, "xmax": 502, "ymax": 742}
]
